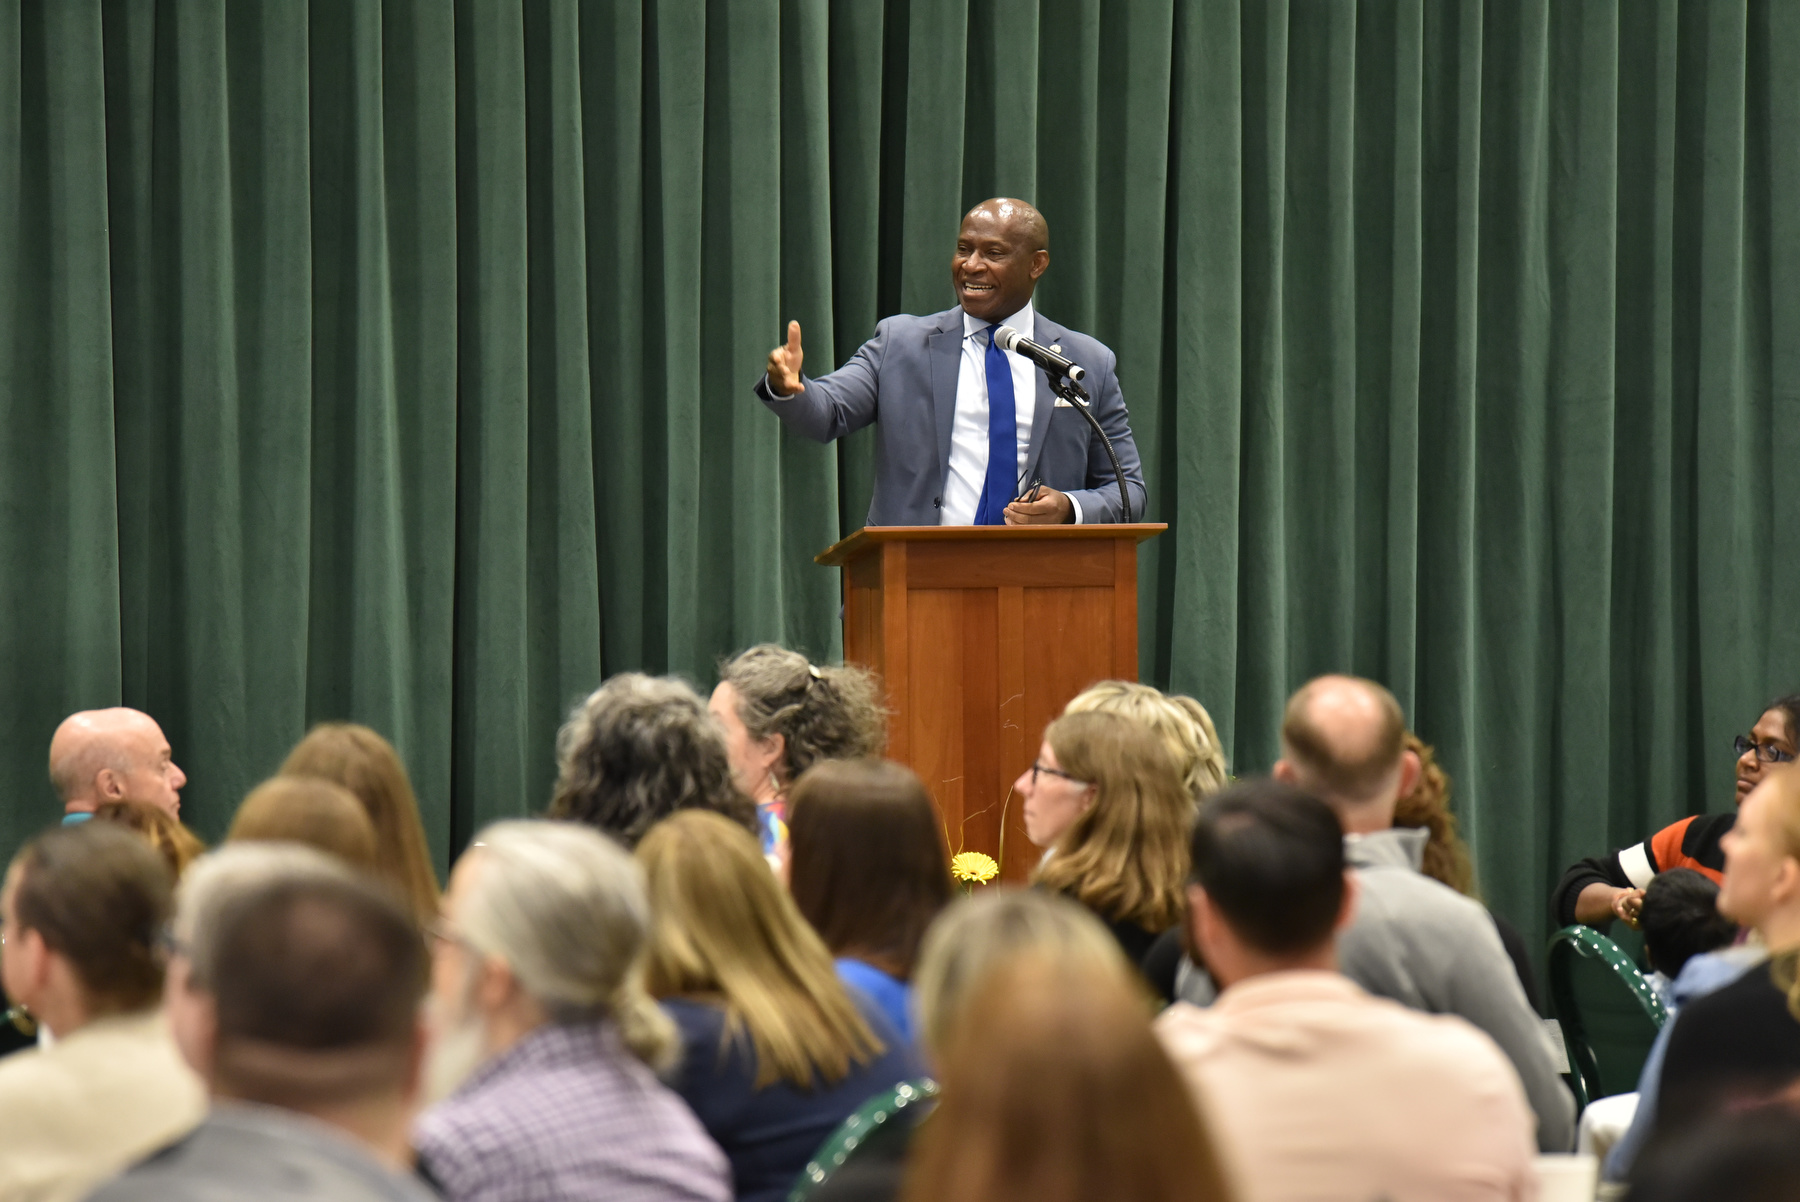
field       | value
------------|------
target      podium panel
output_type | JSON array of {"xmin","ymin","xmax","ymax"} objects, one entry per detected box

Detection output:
[{"xmin": 818, "ymin": 525, "xmax": 1165, "ymax": 883}]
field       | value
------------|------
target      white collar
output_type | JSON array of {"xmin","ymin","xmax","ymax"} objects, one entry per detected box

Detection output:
[{"xmin": 961, "ymin": 299, "xmax": 1035, "ymax": 341}]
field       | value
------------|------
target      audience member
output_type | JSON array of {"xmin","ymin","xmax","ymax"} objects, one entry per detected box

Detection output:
[
  {"xmin": 0, "ymin": 824, "xmax": 204, "ymax": 1201},
  {"xmin": 227, "ymin": 774, "xmax": 380, "ymax": 870},
  {"xmin": 93, "ymin": 799, "xmax": 208, "ymax": 879},
  {"xmin": 549, "ymin": 673, "xmax": 756, "ymax": 848},
  {"xmin": 1156, "ymin": 780, "xmax": 1538, "ymax": 1202},
  {"xmin": 414, "ymin": 821, "xmax": 730, "ymax": 1202},
  {"xmin": 47, "ymin": 707, "xmax": 186, "ymax": 822},
  {"xmin": 1639, "ymin": 868, "xmax": 1738, "ymax": 985},
  {"xmin": 1389, "ymin": 731, "xmax": 1539, "ymax": 1008},
  {"xmin": 1654, "ymin": 765, "xmax": 1800, "ymax": 1141},
  {"xmin": 1626, "ymin": 1107, "xmax": 1800, "ymax": 1202},
  {"xmin": 1017, "ymin": 710, "xmax": 1189, "ymax": 966},
  {"xmin": 1273, "ymin": 674, "xmax": 1574, "ymax": 1151},
  {"xmin": 901, "ymin": 954, "xmax": 1235, "ymax": 1202},
  {"xmin": 711, "ymin": 644, "xmax": 886, "ymax": 863},
  {"xmin": 91, "ymin": 846, "xmax": 435, "ymax": 1201},
  {"xmin": 1556, "ymin": 694, "xmax": 1800, "ymax": 928},
  {"xmin": 1604, "ymin": 869, "xmax": 1753, "ymax": 1183},
  {"xmin": 1392, "ymin": 732, "xmax": 1473, "ymax": 894},
  {"xmin": 282, "ymin": 722, "xmax": 442, "ymax": 923},
  {"xmin": 638, "ymin": 810, "xmax": 921, "ymax": 1202},
  {"xmin": 910, "ymin": 888, "xmax": 1134, "ymax": 1066},
  {"xmin": 808, "ymin": 890, "xmax": 1134, "ymax": 1202},
  {"xmin": 788, "ymin": 759, "xmax": 952, "ymax": 1043},
  {"xmin": 1063, "ymin": 679, "xmax": 1230, "ymax": 802}
]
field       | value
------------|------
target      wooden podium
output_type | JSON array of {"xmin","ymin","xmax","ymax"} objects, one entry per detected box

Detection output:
[{"xmin": 817, "ymin": 524, "xmax": 1166, "ymax": 883}]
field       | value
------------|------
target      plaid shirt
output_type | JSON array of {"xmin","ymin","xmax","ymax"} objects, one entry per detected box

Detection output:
[{"xmin": 414, "ymin": 1022, "xmax": 731, "ymax": 1202}]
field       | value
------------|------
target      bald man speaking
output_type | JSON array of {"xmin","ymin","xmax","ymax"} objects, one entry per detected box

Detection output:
[{"xmin": 755, "ymin": 199, "xmax": 1145, "ymax": 526}]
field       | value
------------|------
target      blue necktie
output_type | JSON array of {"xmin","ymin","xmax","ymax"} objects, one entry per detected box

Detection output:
[{"xmin": 975, "ymin": 325, "xmax": 1017, "ymax": 525}]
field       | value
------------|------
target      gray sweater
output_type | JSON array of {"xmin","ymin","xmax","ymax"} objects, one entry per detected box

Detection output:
[{"xmin": 1339, "ymin": 827, "xmax": 1576, "ymax": 1153}]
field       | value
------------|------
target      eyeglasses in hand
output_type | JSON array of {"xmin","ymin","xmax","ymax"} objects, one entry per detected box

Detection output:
[{"xmin": 1735, "ymin": 735, "xmax": 1796, "ymax": 765}]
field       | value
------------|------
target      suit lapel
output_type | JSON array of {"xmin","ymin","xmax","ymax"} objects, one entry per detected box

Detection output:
[
  {"xmin": 1021, "ymin": 315, "xmax": 1062, "ymax": 481},
  {"xmin": 926, "ymin": 308, "xmax": 963, "ymax": 488}
]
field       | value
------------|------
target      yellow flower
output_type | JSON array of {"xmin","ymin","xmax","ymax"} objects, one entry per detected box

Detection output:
[{"xmin": 949, "ymin": 851, "xmax": 1000, "ymax": 885}]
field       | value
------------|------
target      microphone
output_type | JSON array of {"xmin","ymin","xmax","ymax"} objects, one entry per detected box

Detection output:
[{"xmin": 995, "ymin": 326, "xmax": 1086, "ymax": 383}]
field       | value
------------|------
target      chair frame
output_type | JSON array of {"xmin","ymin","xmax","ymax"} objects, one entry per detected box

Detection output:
[
  {"xmin": 1547, "ymin": 924, "xmax": 1667, "ymax": 1109},
  {"xmin": 788, "ymin": 1078, "xmax": 939, "ymax": 1202}
]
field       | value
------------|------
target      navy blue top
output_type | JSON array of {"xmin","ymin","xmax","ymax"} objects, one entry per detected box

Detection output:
[
  {"xmin": 662, "ymin": 989, "xmax": 923, "ymax": 1202},
  {"xmin": 833, "ymin": 959, "xmax": 913, "ymax": 1045}
]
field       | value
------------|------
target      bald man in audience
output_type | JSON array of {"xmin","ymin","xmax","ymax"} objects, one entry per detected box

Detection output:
[
  {"xmin": 47, "ymin": 707, "xmax": 186, "ymax": 822},
  {"xmin": 1273, "ymin": 675, "xmax": 1575, "ymax": 1153}
]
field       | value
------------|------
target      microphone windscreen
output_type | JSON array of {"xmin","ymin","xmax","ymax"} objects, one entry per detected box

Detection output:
[{"xmin": 995, "ymin": 325, "xmax": 1022, "ymax": 352}]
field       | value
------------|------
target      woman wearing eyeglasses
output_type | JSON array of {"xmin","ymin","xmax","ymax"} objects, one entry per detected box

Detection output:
[
  {"xmin": 1012, "ymin": 710, "xmax": 1190, "ymax": 966},
  {"xmin": 1553, "ymin": 695, "xmax": 1800, "ymax": 928}
]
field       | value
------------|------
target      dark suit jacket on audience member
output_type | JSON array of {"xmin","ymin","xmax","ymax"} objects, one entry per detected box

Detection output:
[
  {"xmin": 1657, "ymin": 958, "xmax": 1800, "ymax": 1139},
  {"xmin": 663, "ymin": 989, "xmax": 923, "ymax": 1202}
]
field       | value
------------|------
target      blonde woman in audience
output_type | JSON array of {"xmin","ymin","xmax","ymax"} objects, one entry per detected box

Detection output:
[
  {"xmin": 902, "ymin": 953, "xmax": 1235, "ymax": 1202},
  {"xmin": 91, "ymin": 800, "xmax": 207, "ymax": 880},
  {"xmin": 1014, "ymin": 710, "xmax": 1190, "ymax": 965},
  {"xmin": 225, "ymin": 774, "xmax": 379, "ymax": 871},
  {"xmin": 710, "ymin": 644, "xmax": 886, "ymax": 865},
  {"xmin": 638, "ymin": 810, "xmax": 922, "ymax": 1202},
  {"xmin": 1064, "ymin": 679, "xmax": 1229, "ymax": 803},
  {"xmin": 281, "ymin": 721, "xmax": 441, "ymax": 922}
]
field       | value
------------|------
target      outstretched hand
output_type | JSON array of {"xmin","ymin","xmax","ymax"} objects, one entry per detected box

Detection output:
[{"xmin": 766, "ymin": 321, "xmax": 805, "ymax": 396}]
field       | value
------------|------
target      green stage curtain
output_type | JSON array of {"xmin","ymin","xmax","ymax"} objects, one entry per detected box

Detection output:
[{"xmin": 2, "ymin": 0, "xmax": 1795, "ymax": 953}]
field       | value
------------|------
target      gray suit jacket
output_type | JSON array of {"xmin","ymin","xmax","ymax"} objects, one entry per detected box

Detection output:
[{"xmin": 752, "ymin": 307, "xmax": 1147, "ymax": 526}]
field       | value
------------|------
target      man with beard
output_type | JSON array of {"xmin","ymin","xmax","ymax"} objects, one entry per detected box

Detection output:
[
  {"xmin": 413, "ymin": 821, "xmax": 729, "ymax": 1202},
  {"xmin": 89, "ymin": 845, "xmax": 436, "ymax": 1202}
]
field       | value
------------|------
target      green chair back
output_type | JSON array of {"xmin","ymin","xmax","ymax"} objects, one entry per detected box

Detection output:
[
  {"xmin": 1547, "ymin": 925, "xmax": 1667, "ymax": 1107},
  {"xmin": 788, "ymin": 1078, "xmax": 938, "ymax": 1202}
]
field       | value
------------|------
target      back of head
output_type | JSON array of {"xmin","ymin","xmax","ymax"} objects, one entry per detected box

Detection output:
[
  {"xmin": 227, "ymin": 775, "xmax": 379, "ymax": 871},
  {"xmin": 1280, "ymin": 675, "xmax": 1407, "ymax": 812},
  {"xmin": 911, "ymin": 888, "xmax": 1129, "ymax": 1060},
  {"xmin": 1031, "ymin": 710, "xmax": 1191, "ymax": 931},
  {"xmin": 281, "ymin": 723, "xmax": 440, "ymax": 922},
  {"xmin": 1390, "ymin": 732, "xmax": 1475, "ymax": 895},
  {"xmin": 1639, "ymin": 868, "xmax": 1736, "ymax": 979},
  {"xmin": 1627, "ymin": 1108, "xmax": 1800, "ymax": 1202},
  {"xmin": 718, "ymin": 644, "xmax": 887, "ymax": 783},
  {"xmin": 91, "ymin": 801, "xmax": 208, "ymax": 880},
  {"xmin": 901, "ymin": 953, "xmax": 1233, "ymax": 1202},
  {"xmin": 636, "ymin": 809, "xmax": 879, "ymax": 1088},
  {"xmin": 202, "ymin": 869, "xmax": 425, "ymax": 1109},
  {"xmin": 1191, "ymin": 779, "xmax": 1347, "ymax": 957},
  {"xmin": 549, "ymin": 673, "xmax": 756, "ymax": 847},
  {"xmin": 7, "ymin": 823, "xmax": 174, "ymax": 1016},
  {"xmin": 456, "ymin": 820, "xmax": 675, "ymax": 1068},
  {"xmin": 1063, "ymin": 680, "xmax": 1229, "ymax": 802},
  {"xmin": 787, "ymin": 759, "xmax": 952, "ymax": 979}
]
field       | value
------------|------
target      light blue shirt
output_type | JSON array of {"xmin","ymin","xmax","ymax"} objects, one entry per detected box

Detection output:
[
  {"xmin": 61, "ymin": 812, "xmax": 92, "ymax": 825},
  {"xmin": 834, "ymin": 958, "xmax": 914, "ymax": 1046}
]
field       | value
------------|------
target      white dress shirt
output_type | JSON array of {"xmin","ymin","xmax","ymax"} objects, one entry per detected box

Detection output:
[{"xmin": 942, "ymin": 302, "xmax": 1084, "ymax": 525}]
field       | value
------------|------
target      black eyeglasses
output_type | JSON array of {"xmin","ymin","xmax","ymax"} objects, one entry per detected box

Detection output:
[
  {"xmin": 1735, "ymin": 735, "xmax": 1796, "ymax": 765},
  {"xmin": 1031, "ymin": 761, "xmax": 1090, "ymax": 788}
]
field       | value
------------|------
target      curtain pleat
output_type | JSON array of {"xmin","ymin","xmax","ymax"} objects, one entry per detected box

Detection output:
[{"xmin": 2, "ymin": 0, "xmax": 1796, "ymax": 952}]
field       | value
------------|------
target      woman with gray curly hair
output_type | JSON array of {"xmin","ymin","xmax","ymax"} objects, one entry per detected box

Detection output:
[
  {"xmin": 707, "ymin": 644, "xmax": 886, "ymax": 865},
  {"xmin": 547, "ymin": 673, "xmax": 756, "ymax": 848}
]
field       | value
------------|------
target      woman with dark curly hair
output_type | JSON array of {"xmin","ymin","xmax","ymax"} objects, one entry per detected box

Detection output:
[
  {"xmin": 708, "ymin": 644, "xmax": 886, "ymax": 865},
  {"xmin": 548, "ymin": 673, "xmax": 756, "ymax": 848}
]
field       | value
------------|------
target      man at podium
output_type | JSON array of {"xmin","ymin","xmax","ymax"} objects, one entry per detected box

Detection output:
[{"xmin": 754, "ymin": 198, "xmax": 1146, "ymax": 527}]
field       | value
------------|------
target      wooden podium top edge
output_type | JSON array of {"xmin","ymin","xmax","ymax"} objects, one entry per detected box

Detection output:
[{"xmin": 815, "ymin": 523, "xmax": 1168, "ymax": 566}]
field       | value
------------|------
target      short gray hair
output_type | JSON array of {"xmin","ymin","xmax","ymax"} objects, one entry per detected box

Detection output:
[
  {"xmin": 546, "ymin": 673, "xmax": 754, "ymax": 846},
  {"xmin": 458, "ymin": 821, "xmax": 676, "ymax": 1068},
  {"xmin": 174, "ymin": 843, "xmax": 354, "ymax": 989},
  {"xmin": 718, "ymin": 644, "xmax": 886, "ymax": 785}
]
